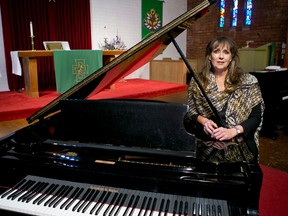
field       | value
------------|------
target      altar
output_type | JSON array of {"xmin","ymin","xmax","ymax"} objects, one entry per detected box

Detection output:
[{"xmin": 18, "ymin": 50, "xmax": 125, "ymax": 98}]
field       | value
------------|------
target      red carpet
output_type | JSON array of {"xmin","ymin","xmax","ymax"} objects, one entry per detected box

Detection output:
[
  {"xmin": 0, "ymin": 79, "xmax": 187, "ymax": 122},
  {"xmin": 259, "ymin": 165, "xmax": 288, "ymax": 216}
]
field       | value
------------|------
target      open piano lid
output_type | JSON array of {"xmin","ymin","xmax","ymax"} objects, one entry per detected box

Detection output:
[{"xmin": 27, "ymin": 0, "xmax": 216, "ymax": 124}]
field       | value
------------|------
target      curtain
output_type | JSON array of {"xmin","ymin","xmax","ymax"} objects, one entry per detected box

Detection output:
[{"xmin": 0, "ymin": 0, "xmax": 91, "ymax": 91}]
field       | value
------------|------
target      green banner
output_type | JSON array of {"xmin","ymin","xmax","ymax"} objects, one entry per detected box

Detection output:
[
  {"xmin": 142, "ymin": 0, "xmax": 163, "ymax": 39},
  {"xmin": 54, "ymin": 50, "xmax": 103, "ymax": 93}
]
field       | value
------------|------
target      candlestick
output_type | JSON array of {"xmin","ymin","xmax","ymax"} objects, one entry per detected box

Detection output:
[
  {"xmin": 30, "ymin": 21, "xmax": 33, "ymax": 37},
  {"xmin": 30, "ymin": 35, "xmax": 35, "ymax": 51}
]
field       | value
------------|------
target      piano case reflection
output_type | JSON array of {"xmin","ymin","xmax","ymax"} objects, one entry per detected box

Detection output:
[{"xmin": 0, "ymin": 0, "xmax": 262, "ymax": 215}]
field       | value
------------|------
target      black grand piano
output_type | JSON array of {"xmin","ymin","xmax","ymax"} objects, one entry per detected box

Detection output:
[{"xmin": 0, "ymin": 0, "xmax": 262, "ymax": 215}]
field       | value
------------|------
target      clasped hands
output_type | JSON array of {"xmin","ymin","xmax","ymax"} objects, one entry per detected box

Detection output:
[{"xmin": 203, "ymin": 119, "xmax": 236, "ymax": 141}]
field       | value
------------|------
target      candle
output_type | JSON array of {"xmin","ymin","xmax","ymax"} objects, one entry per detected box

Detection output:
[{"xmin": 30, "ymin": 21, "xmax": 33, "ymax": 36}]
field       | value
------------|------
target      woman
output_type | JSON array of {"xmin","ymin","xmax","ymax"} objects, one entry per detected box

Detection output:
[{"xmin": 187, "ymin": 36, "xmax": 264, "ymax": 161}]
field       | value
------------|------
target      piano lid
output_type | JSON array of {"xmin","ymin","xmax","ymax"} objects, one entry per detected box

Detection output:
[{"xmin": 27, "ymin": 0, "xmax": 216, "ymax": 124}]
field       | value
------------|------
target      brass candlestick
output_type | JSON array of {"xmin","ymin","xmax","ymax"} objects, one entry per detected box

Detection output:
[{"xmin": 30, "ymin": 35, "xmax": 35, "ymax": 50}]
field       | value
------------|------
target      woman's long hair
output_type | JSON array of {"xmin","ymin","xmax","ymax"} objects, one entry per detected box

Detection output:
[{"xmin": 198, "ymin": 36, "xmax": 246, "ymax": 93}]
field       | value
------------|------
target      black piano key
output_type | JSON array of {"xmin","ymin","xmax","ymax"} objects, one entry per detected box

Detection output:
[
  {"xmin": 114, "ymin": 193, "xmax": 128, "ymax": 216},
  {"xmin": 8, "ymin": 180, "xmax": 35, "ymax": 200},
  {"xmin": 1, "ymin": 179, "xmax": 27, "ymax": 198},
  {"xmin": 178, "ymin": 200, "xmax": 183, "ymax": 216},
  {"xmin": 33, "ymin": 184, "xmax": 58, "ymax": 205},
  {"xmin": 89, "ymin": 190, "xmax": 107, "ymax": 214},
  {"xmin": 62, "ymin": 187, "xmax": 84, "ymax": 210},
  {"xmin": 44, "ymin": 184, "xmax": 65, "ymax": 206},
  {"xmin": 138, "ymin": 195, "xmax": 148, "ymax": 216},
  {"xmin": 206, "ymin": 203, "xmax": 211, "ymax": 216},
  {"xmin": 95, "ymin": 191, "xmax": 112, "ymax": 215},
  {"xmin": 217, "ymin": 204, "xmax": 222, "ymax": 216},
  {"xmin": 103, "ymin": 192, "xmax": 118, "ymax": 216},
  {"xmin": 149, "ymin": 197, "xmax": 157, "ymax": 216},
  {"xmin": 82, "ymin": 189, "xmax": 100, "ymax": 213},
  {"xmin": 76, "ymin": 188, "xmax": 96, "ymax": 212},
  {"xmin": 212, "ymin": 204, "xmax": 216, "ymax": 216},
  {"xmin": 52, "ymin": 185, "xmax": 73, "ymax": 208},
  {"xmin": 59, "ymin": 187, "xmax": 81, "ymax": 209},
  {"xmin": 144, "ymin": 196, "xmax": 153, "ymax": 216},
  {"xmin": 122, "ymin": 194, "xmax": 135, "ymax": 216},
  {"xmin": 32, "ymin": 183, "xmax": 54, "ymax": 204},
  {"xmin": 72, "ymin": 188, "xmax": 92, "ymax": 211},
  {"xmin": 17, "ymin": 181, "xmax": 42, "ymax": 202},
  {"xmin": 25, "ymin": 182, "xmax": 49, "ymax": 203},
  {"xmin": 46, "ymin": 185, "xmax": 67, "ymax": 207},
  {"xmin": 173, "ymin": 199, "xmax": 178, "ymax": 216},
  {"xmin": 107, "ymin": 192, "xmax": 124, "ymax": 216},
  {"xmin": 153, "ymin": 194, "xmax": 161, "ymax": 215},
  {"xmin": 184, "ymin": 200, "xmax": 189, "ymax": 216},
  {"xmin": 9, "ymin": 180, "xmax": 35, "ymax": 201},
  {"xmin": 164, "ymin": 198, "xmax": 170, "ymax": 216},
  {"xmin": 158, "ymin": 198, "xmax": 165, "ymax": 216},
  {"xmin": 128, "ymin": 195, "xmax": 140, "ymax": 216},
  {"xmin": 122, "ymin": 192, "xmax": 140, "ymax": 216}
]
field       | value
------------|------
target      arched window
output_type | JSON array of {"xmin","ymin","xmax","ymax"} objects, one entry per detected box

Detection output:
[
  {"xmin": 219, "ymin": 0, "xmax": 252, "ymax": 28},
  {"xmin": 231, "ymin": 0, "xmax": 238, "ymax": 27},
  {"xmin": 219, "ymin": 0, "xmax": 225, "ymax": 28},
  {"xmin": 245, "ymin": 0, "xmax": 253, "ymax": 25}
]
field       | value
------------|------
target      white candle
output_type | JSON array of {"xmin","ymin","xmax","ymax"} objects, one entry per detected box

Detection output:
[{"xmin": 30, "ymin": 21, "xmax": 33, "ymax": 36}]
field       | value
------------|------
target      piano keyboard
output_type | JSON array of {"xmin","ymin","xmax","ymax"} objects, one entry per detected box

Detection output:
[{"xmin": 0, "ymin": 175, "xmax": 229, "ymax": 216}]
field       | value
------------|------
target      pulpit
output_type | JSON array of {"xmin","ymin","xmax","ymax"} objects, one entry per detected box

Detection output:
[{"xmin": 239, "ymin": 43, "xmax": 276, "ymax": 72}]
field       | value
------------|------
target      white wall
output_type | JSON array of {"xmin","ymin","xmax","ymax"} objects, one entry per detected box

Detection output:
[
  {"xmin": 0, "ymin": 0, "xmax": 187, "ymax": 91},
  {"xmin": 0, "ymin": 4, "xmax": 9, "ymax": 92},
  {"xmin": 90, "ymin": 0, "xmax": 187, "ymax": 79}
]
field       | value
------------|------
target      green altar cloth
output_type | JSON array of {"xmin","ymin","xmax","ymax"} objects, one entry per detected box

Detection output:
[{"xmin": 54, "ymin": 50, "xmax": 103, "ymax": 93}]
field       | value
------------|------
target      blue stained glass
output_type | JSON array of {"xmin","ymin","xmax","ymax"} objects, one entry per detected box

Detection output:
[
  {"xmin": 219, "ymin": 0, "xmax": 225, "ymax": 28},
  {"xmin": 231, "ymin": 0, "xmax": 238, "ymax": 27},
  {"xmin": 245, "ymin": 0, "xmax": 253, "ymax": 25}
]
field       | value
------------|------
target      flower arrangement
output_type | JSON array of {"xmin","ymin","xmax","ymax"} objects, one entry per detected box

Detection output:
[{"xmin": 102, "ymin": 34, "xmax": 126, "ymax": 50}]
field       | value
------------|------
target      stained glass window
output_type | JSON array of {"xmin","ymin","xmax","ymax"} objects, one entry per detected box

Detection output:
[
  {"xmin": 245, "ymin": 0, "xmax": 253, "ymax": 25},
  {"xmin": 231, "ymin": 0, "xmax": 238, "ymax": 27},
  {"xmin": 219, "ymin": 0, "xmax": 252, "ymax": 28},
  {"xmin": 219, "ymin": 0, "xmax": 225, "ymax": 28}
]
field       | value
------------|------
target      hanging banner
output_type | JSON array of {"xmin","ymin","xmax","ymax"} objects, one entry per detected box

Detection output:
[{"xmin": 141, "ymin": 0, "xmax": 163, "ymax": 39}]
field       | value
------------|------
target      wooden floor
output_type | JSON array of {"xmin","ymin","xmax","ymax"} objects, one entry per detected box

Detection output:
[{"xmin": 1, "ymin": 90, "xmax": 287, "ymax": 173}]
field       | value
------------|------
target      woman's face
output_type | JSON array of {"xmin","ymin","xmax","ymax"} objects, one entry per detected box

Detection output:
[{"xmin": 209, "ymin": 43, "xmax": 232, "ymax": 73}]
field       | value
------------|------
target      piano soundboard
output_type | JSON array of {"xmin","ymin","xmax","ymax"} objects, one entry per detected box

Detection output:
[{"xmin": 0, "ymin": 175, "xmax": 229, "ymax": 216}]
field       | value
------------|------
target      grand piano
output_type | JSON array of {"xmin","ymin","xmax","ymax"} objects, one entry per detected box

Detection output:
[{"xmin": 0, "ymin": 0, "xmax": 262, "ymax": 215}]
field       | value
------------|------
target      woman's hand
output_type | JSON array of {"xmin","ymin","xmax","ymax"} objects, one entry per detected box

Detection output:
[
  {"xmin": 203, "ymin": 120, "xmax": 218, "ymax": 136},
  {"xmin": 200, "ymin": 117, "xmax": 242, "ymax": 141},
  {"xmin": 212, "ymin": 127, "xmax": 238, "ymax": 141}
]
